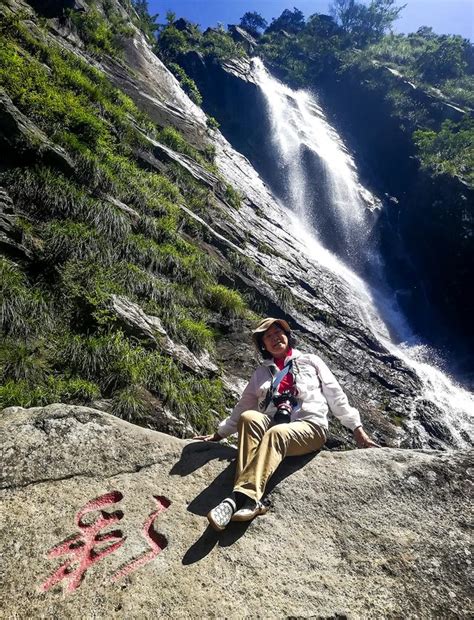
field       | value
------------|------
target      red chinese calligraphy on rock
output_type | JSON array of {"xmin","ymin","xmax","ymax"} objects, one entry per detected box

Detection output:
[
  {"xmin": 112, "ymin": 495, "xmax": 171, "ymax": 582},
  {"xmin": 40, "ymin": 491, "xmax": 125, "ymax": 593}
]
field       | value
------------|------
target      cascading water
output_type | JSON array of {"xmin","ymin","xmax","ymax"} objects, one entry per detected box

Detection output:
[
  {"xmin": 251, "ymin": 58, "xmax": 474, "ymax": 447},
  {"xmin": 252, "ymin": 58, "xmax": 379, "ymax": 271}
]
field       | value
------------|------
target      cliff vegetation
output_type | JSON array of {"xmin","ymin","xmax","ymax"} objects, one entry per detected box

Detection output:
[{"xmin": 0, "ymin": 3, "xmax": 253, "ymax": 430}]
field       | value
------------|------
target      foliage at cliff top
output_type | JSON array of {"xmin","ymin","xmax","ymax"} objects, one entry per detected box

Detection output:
[
  {"xmin": 153, "ymin": 0, "xmax": 473, "ymax": 188},
  {"xmin": 155, "ymin": 13, "xmax": 248, "ymax": 64},
  {"xmin": 341, "ymin": 27, "xmax": 474, "ymax": 187},
  {"xmin": 0, "ymin": 6, "xmax": 256, "ymax": 429},
  {"xmin": 239, "ymin": 11, "xmax": 268, "ymax": 37},
  {"xmin": 255, "ymin": 4, "xmax": 474, "ymax": 187},
  {"xmin": 413, "ymin": 118, "xmax": 474, "ymax": 187}
]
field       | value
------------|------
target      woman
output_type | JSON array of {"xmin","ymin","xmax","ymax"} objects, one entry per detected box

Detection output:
[{"xmin": 195, "ymin": 317, "xmax": 379, "ymax": 531}]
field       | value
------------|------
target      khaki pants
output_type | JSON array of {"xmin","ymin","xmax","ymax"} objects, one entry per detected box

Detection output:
[{"xmin": 233, "ymin": 410, "xmax": 326, "ymax": 502}]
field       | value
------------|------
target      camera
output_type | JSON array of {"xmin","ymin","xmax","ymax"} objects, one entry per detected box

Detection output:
[{"xmin": 272, "ymin": 390, "xmax": 297, "ymax": 424}]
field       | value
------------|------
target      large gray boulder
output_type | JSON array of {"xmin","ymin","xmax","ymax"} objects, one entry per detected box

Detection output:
[{"xmin": 1, "ymin": 404, "xmax": 472, "ymax": 618}]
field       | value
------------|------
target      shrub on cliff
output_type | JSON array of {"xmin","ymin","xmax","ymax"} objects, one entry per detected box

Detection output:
[
  {"xmin": 414, "ymin": 118, "xmax": 474, "ymax": 187},
  {"xmin": 155, "ymin": 18, "xmax": 247, "ymax": 67},
  {"xmin": 206, "ymin": 284, "xmax": 247, "ymax": 318},
  {"xmin": 239, "ymin": 11, "xmax": 267, "ymax": 37},
  {"xmin": 168, "ymin": 62, "xmax": 202, "ymax": 105}
]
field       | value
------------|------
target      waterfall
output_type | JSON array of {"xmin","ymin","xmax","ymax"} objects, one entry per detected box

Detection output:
[
  {"xmin": 252, "ymin": 58, "xmax": 474, "ymax": 447},
  {"xmin": 252, "ymin": 58, "xmax": 379, "ymax": 270}
]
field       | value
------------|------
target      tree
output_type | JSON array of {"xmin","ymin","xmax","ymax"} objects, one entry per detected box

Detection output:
[
  {"xmin": 155, "ymin": 23, "xmax": 192, "ymax": 61},
  {"xmin": 166, "ymin": 10, "xmax": 176, "ymax": 25},
  {"xmin": 131, "ymin": 0, "xmax": 159, "ymax": 42},
  {"xmin": 415, "ymin": 35, "xmax": 468, "ymax": 83},
  {"xmin": 415, "ymin": 26, "xmax": 437, "ymax": 40},
  {"xmin": 330, "ymin": 0, "xmax": 405, "ymax": 46},
  {"xmin": 330, "ymin": 0, "xmax": 361, "ymax": 32},
  {"xmin": 414, "ymin": 118, "xmax": 474, "ymax": 186},
  {"xmin": 239, "ymin": 11, "xmax": 267, "ymax": 37},
  {"xmin": 266, "ymin": 8, "xmax": 306, "ymax": 34},
  {"xmin": 306, "ymin": 13, "xmax": 341, "ymax": 39},
  {"xmin": 367, "ymin": 0, "xmax": 406, "ymax": 40}
]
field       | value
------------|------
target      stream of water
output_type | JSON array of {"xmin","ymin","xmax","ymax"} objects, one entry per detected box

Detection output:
[{"xmin": 252, "ymin": 58, "xmax": 474, "ymax": 447}]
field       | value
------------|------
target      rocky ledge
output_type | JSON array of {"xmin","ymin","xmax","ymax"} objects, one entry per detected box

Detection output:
[{"xmin": 1, "ymin": 404, "xmax": 472, "ymax": 618}]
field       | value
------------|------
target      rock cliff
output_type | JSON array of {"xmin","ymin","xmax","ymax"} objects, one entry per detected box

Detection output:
[
  {"xmin": 0, "ymin": 0, "xmax": 472, "ymax": 449},
  {"xmin": 1, "ymin": 404, "xmax": 472, "ymax": 618},
  {"xmin": 179, "ymin": 49, "xmax": 474, "ymax": 383}
]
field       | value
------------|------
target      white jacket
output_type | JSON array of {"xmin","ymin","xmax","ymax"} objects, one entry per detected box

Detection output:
[{"xmin": 217, "ymin": 348, "xmax": 361, "ymax": 438}]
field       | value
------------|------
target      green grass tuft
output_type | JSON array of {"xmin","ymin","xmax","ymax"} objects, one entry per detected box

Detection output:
[
  {"xmin": 67, "ymin": 6, "xmax": 133, "ymax": 57},
  {"xmin": 0, "ymin": 258, "xmax": 51, "ymax": 337},
  {"xmin": 178, "ymin": 318, "xmax": 215, "ymax": 352},
  {"xmin": 206, "ymin": 284, "xmax": 247, "ymax": 317},
  {"xmin": 0, "ymin": 339, "xmax": 50, "ymax": 383},
  {"xmin": 0, "ymin": 376, "xmax": 100, "ymax": 409},
  {"xmin": 168, "ymin": 62, "xmax": 203, "ymax": 105},
  {"xmin": 112, "ymin": 385, "xmax": 149, "ymax": 422},
  {"xmin": 224, "ymin": 183, "xmax": 242, "ymax": 209}
]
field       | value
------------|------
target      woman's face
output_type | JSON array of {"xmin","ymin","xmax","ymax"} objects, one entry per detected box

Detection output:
[{"xmin": 262, "ymin": 324, "xmax": 289, "ymax": 359}]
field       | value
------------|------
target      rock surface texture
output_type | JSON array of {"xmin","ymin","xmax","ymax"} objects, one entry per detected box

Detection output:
[{"xmin": 1, "ymin": 404, "xmax": 472, "ymax": 618}]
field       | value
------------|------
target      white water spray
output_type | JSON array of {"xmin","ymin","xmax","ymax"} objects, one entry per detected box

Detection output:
[
  {"xmin": 253, "ymin": 58, "xmax": 377, "ymax": 263},
  {"xmin": 252, "ymin": 58, "xmax": 474, "ymax": 447}
]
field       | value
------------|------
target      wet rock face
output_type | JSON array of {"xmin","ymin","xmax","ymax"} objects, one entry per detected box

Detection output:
[
  {"xmin": 178, "ymin": 53, "xmax": 275, "ymax": 172},
  {"xmin": 1, "ymin": 404, "xmax": 472, "ymax": 618},
  {"xmin": 317, "ymin": 68, "xmax": 474, "ymax": 381},
  {"xmin": 181, "ymin": 46, "xmax": 474, "ymax": 379}
]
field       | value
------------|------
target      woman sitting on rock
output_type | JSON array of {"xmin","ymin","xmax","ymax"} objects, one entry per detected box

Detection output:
[{"xmin": 194, "ymin": 317, "xmax": 379, "ymax": 531}]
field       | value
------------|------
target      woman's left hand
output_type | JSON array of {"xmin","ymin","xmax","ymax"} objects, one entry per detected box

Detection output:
[{"xmin": 353, "ymin": 426, "xmax": 381, "ymax": 448}]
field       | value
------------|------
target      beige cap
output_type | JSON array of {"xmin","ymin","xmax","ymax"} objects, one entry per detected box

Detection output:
[{"xmin": 251, "ymin": 317, "xmax": 291, "ymax": 346}]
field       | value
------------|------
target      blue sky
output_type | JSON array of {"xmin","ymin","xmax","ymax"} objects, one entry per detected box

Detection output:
[{"xmin": 148, "ymin": 1, "xmax": 474, "ymax": 40}]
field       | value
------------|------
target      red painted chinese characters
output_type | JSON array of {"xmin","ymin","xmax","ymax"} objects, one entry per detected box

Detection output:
[
  {"xmin": 112, "ymin": 495, "xmax": 171, "ymax": 581},
  {"xmin": 40, "ymin": 491, "xmax": 170, "ymax": 593}
]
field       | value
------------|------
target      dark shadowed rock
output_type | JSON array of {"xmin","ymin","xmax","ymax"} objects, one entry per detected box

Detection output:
[
  {"xmin": 1, "ymin": 404, "xmax": 472, "ymax": 617},
  {"xmin": 416, "ymin": 399, "xmax": 455, "ymax": 445},
  {"xmin": 227, "ymin": 25, "xmax": 258, "ymax": 54},
  {"xmin": 0, "ymin": 186, "xmax": 33, "ymax": 260},
  {"xmin": 25, "ymin": 0, "xmax": 87, "ymax": 18}
]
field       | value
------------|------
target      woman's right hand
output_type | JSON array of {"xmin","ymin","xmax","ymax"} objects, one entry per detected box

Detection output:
[{"xmin": 192, "ymin": 432, "xmax": 222, "ymax": 442}]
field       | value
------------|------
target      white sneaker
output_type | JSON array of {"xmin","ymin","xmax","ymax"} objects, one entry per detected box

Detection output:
[
  {"xmin": 207, "ymin": 497, "xmax": 236, "ymax": 531},
  {"xmin": 231, "ymin": 498, "xmax": 269, "ymax": 522}
]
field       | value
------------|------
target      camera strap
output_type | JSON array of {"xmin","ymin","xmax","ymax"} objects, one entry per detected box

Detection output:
[{"xmin": 260, "ymin": 360, "xmax": 293, "ymax": 412}]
